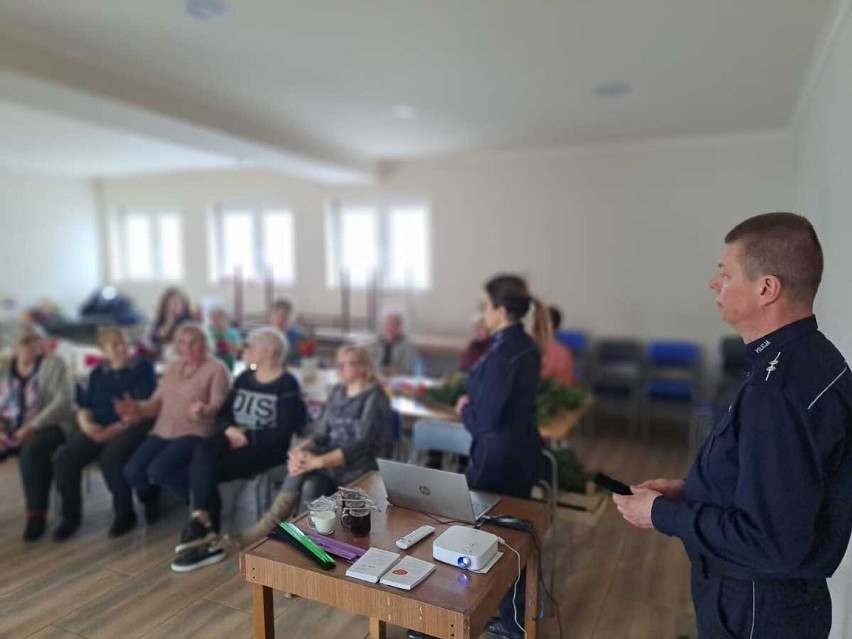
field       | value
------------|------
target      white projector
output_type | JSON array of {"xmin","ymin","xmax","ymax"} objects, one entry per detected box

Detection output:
[{"xmin": 432, "ymin": 525, "xmax": 499, "ymax": 571}]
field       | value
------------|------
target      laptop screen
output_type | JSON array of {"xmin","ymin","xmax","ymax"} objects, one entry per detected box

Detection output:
[{"xmin": 377, "ymin": 459, "xmax": 498, "ymax": 524}]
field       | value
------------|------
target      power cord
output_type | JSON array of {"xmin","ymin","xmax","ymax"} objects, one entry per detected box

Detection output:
[
  {"xmin": 487, "ymin": 518, "xmax": 562, "ymax": 638},
  {"xmin": 530, "ymin": 529, "xmax": 563, "ymax": 639},
  {"xmin": 496, "ymin": 537, "xmax": 527, "ymax": 639},
  {"xmin": 385, "ymin": 500, "xmax": 470, "ymax": 527}
]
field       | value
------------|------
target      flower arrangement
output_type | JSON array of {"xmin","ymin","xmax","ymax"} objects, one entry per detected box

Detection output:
[{"xmin": 297, "ymin": 337, "xmax": 318, "ymax": 359}]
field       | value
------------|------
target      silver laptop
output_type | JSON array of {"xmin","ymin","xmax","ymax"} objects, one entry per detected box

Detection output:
[{"xmin": 377, "ymin": 459, "xmax": 500, "ymax": 524}]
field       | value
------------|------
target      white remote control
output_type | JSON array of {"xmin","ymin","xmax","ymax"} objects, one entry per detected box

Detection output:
[{"xmin": 396, "ymin": 525, "xmax": 435, "ymax": 549}]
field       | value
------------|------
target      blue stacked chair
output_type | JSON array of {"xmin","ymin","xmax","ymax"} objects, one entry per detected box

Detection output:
[
  {"xmin": 556, "ymin": 329, "xmax": 590, "ymax": 381},
  {"xmin": 642, "ymin": 340, "xmax": 702, "ymax": 437}
]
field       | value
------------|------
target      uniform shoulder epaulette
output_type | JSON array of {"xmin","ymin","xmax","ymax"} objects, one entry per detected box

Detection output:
[{"xmin": 749, "ymin": 350, "xmax": 787, "ymax": 387}]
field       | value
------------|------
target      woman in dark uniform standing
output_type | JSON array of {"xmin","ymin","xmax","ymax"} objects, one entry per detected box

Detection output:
[{"xmin": 456, "ymin": 274, "xmax": 550, "ymax": 639}]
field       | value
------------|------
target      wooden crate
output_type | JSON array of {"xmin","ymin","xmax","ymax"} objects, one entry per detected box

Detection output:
[{"xmin": 555, "ymin": 489, "xmax": 608, "ymax": 526}]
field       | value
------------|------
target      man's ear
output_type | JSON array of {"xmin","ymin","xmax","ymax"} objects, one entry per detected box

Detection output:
[{"xmin": 758, "ymin": 275, "xmax": 782, "ymax": 306}]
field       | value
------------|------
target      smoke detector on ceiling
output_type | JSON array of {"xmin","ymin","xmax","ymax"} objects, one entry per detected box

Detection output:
[
  {"xmin": 184, "ymin": 0, "xmax": 231, "ymax": 22},
  {"xmin": 593, "ymin": 81, "xmax": 632, "ymax": 99}
]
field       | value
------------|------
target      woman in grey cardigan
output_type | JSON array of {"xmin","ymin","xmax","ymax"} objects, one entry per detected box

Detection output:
[
  {"xmin": 229, "ymin": 344, "xmax": 392, "ymax": 547},
  {"xmin": 0, "ymin": 323, "xmax": 75, "ymax": 541}
]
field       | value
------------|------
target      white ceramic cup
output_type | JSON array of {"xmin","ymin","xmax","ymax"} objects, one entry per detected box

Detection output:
[{"xmin": 309, "ymin": 509, "xmax": 337, "ymax": 535}]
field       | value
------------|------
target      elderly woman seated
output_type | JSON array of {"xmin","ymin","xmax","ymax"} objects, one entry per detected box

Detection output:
[
  {"xmin": 118, "ymin": 323, "xmax": 229, "ymax": 524},
  {"xmin": 370, "ymin": 312, "xmax": 417, "ymax": 376},
  {"xmin": 0, "ymin": 323, "xmax": 75, "ymax": 541},
  {"xmin": 52, "ymin": 327, "xmax": 157, "ymax": 541},
  {"xmin": 170, "ymin": 327, "xmax": 306, "ymax": 572},
  {"xmin": 228, "ymin": 345, "xmax": 392, "ymax": 547}
]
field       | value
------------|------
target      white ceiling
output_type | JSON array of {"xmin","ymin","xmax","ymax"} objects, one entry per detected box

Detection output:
[
  {"xmin": 0, "ymin": 100, "xmax": 238, "ymax": 177},
  {"xmin": 0, "ymin": 0, "xmax": 836, "ymax": 177}
]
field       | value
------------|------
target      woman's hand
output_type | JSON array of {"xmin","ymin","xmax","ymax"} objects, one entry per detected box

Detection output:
[
  {"xmin": 455, "ymin": 394, "xmax": 470, "ymax": 415},
  {"xmin": 81, "ymin": 419, "xmax": 107, "ymax": 444},
  {"xmin": 187, "ymin": 400, "xmax": 207, "ymax": 421},
  {"xmin": 287, "ymin": 448, "xmax": 321, "ymax": 476},
  {"xmin": 13, "ymin": 425, "xmax": 34, "ymax": 445},
  {"xmin": 224, "ymin": 426, "xmax": 249, "ymax": 450},
  {"xmin": 113, "ymin": 394, "xmax": 140, "ymax": 420},
  {"xmin": 0, "ymin": 430, "xmax": 14, "ymax": 452}
]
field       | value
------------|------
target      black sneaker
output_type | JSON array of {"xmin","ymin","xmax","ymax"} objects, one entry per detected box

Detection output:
[
  {"xmin": 407, "ymin": 631, "xmax": 438, "ymax": 639},
  {"xmin": 23, "ymin": 516, "xmax": 46, "ymax": 542},
  {"xmin": 52, "ymin": 518, "xmax": 81, "ymax": 542},
  {"xmin": 170, "ymin": 543, "xmax": 226, "ymax": 573},
  {"xmin": 142, "ymin": 496, "xmax": 160, "ymax": 526},
  {"xmin": 483, "ymin": 618, "xmax": 525, "ymax": 639},
  {"xmin": 108, "ymin": 511, "xmax": 138, "ymax": 538},
  {"xmin": 175, "ymin": 517, "xmax": 216, "ymax": 554}
]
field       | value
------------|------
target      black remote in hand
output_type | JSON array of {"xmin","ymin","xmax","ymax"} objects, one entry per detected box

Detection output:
[{"xmin": 593, "ymin": 472, "xmax": 633, "ymax": 495}]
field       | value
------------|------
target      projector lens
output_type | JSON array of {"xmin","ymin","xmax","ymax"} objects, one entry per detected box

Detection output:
[{"xmin": 457, "ymin": 556, "xmax": 471, "ymax": 569}]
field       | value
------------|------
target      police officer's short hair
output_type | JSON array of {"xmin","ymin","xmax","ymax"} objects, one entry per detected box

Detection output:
[{"xmin": 725, "ymin": 212, "xmax": 823, "ymax": 305}]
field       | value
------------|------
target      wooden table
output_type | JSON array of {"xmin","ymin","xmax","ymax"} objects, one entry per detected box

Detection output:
[
  {"xmin": 241, "ymin": 472, "xmax": 550, "ymax": 639},
  {"xmin": 538, "ymin": 397, "xmax": 594, "ymax": 444}
]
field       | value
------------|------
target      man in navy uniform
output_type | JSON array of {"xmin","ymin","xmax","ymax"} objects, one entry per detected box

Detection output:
[{"xmin": 614, "ymin": 212, "xmax": 852, "ymax": 638}]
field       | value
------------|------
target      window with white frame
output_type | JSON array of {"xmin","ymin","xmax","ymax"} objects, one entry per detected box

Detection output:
[
  {"xmin": 211, "ymin": 205, "xmax": 295, "ymax": 284},
  {"xmin": 111, "ymin": 210, "xmax": 184, "ymax": 282},
  {"xmin": 326, "ymin": 200, "xmax": 431, "ymax": 289}
]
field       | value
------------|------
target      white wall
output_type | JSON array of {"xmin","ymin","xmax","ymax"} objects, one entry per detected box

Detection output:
[
  {"xmin": 100, "ymin": 133, "xmax": 796, "ymax": 377},
  {"xmin": 794, "ymin": 4, "xmax": 852, "ymax": 637},
  {"xmin": 797, "ymin": 3, "xmax": 852, "ymax": 358},
  {"xmin": 0, "ymin": 169, "xmax": 100, "ymax": 317}
]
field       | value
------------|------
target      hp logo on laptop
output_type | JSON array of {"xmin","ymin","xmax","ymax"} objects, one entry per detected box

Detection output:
[{"xmin": 419, "ymin": 485, "xmax": 431, "ymax": 496}]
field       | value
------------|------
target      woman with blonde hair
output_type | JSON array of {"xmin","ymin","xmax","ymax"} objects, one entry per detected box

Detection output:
[
  {"xmin": 229, "ymin": 344, "xmax": 392, "ymax": 547},
  {"xmin": 118, "ymin": 323, "xmax": 229, "ymax": 524},
  {"xmin": 53, "ymin": 327, "xmax": 157, "ymax": 540}
]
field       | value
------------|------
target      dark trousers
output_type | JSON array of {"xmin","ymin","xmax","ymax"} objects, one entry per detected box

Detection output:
[
  {"xmin": 467, "ymin": 436, "xmax": 542, "ymax": 631},
  {"xmin": 281, "ymin": 470, "xmax": 338, "ymax": 515},
  {"xmin": 124, "ymin": 434, "xmax": 203, "ymax": 503},
  {"xmin": 691, "ymin": 563, "xmax": 831, "ymax": 638},
  {"xmin": 54, "ymin": 421, "xmax": 152, "ymax": 520},
  {"xmin": 190, "ymin": 431, "xmax": 288, "ymax": 532},
  {"xmin": 17, "ymin": 425, "xmax": 66, "ymax": 513}
]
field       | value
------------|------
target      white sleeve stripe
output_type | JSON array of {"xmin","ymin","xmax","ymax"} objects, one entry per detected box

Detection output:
[{"xmin": 808, "ymin": 366, "xmax": 849, "ymax": 410}]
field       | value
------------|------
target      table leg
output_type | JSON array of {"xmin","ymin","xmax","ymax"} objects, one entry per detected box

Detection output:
[
  {"xmin": 253, "ymin": 583, "xmax": 275, "ymax": 639},
  {"xmin": 369, "ymin": 617, "xmax": 387, "ymax": 639},
  {"xmin": 525, "ymin": 551, "xmax": 540, "ymax": 639}
]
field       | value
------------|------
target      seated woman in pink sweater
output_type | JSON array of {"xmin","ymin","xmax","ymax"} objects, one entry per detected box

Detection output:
[
  {"xmin": 540, "ymin": 306, "xmax": 576, "ymax": 387},
  {"xmin": 118, "ymin": 323, "xmax": 230, "ymax": 524}
]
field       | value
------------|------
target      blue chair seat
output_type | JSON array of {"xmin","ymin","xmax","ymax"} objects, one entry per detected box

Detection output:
[
  {"xmin": 556, "ymin": 330, "xmax": 588, "ymax": 356},
  {"xmin": 647, "ymin": 379, "xmax": 695, "ymax": 402}
]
